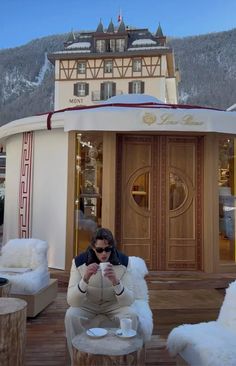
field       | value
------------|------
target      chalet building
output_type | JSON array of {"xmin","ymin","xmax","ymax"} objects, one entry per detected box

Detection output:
[
  {"xmin": 1, "ymin": 20, "xmax": 236, "ymax": 275},
  {"xmin": 47, "ymin": 20, "xmax": 178, "ymax": 109}
]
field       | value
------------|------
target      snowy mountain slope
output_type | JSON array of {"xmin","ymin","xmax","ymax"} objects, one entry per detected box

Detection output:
[{"xmin": 0, "ymin": 28, "xmax": 235, "ymax": 125}]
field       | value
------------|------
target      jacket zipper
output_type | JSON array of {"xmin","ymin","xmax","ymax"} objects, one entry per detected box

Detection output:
[{"xmin": 100, "ymin": 270, "xmax": 103, "ymax": 303}]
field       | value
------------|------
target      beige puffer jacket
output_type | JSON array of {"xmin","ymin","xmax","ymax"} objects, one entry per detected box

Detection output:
[{"xmin": 67, "ymin": 254, "xmax": 135, "ymax": 310}]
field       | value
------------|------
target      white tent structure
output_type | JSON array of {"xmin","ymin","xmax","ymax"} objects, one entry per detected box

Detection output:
[
  {"xmin": 1, "ymin": 95, "xmax": 236, "ymax": 270},
  {"xmin": 1, "ymin": 96, "xmax": 236, "ymax": 139}
]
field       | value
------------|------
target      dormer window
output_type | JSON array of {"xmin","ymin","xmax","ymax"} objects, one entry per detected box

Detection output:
[
  {"xmin": 109, "ymin": 39, "xmax": 116, "ymax": 52},
  {"xmin": 96, "ymin": 40, "xmax": 106, "ymax": 52},
  {"xmin": 116, "ymin": 39, "xmax": 125, "ymax": 52},
  {"xmin": 77, "ymin": 62, "xmax": 86, "ymax": 74},
  {"xmin": 133, "ymin": 59, "xmax": 142, "ymax": 72}
]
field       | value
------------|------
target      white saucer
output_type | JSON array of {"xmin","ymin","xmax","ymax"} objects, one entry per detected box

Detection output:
[
  {"xmin": 115, "ymin": 329, "xmax": 137, "ymax": 338},
  {"xmin": 86, "ymin": 328, "xmax": 108, "ymax": 338}
]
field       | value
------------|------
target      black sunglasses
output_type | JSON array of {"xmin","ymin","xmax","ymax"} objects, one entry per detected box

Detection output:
[{"xmin": 95, "ymin": 246, "xmax": 112, "ymax": 253}]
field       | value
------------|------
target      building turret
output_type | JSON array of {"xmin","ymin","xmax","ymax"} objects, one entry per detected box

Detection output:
[
  {"xmin": 107, "ymin": 19, "xmax": 115, "ymax": 33},
  {"xmin": 117, "ymin": 19, "xmax": 126, "ymax": 33},
  {"xmin": 155, "ymin": 23, "xmax": 166, "ymax": 45},
  {"xmin": 96, "ymin": 19, "xmax": 104, "ymax": 33},
  {"xmin": 64, "ymin": 30, "xmax": 76, "ymax": 47}
]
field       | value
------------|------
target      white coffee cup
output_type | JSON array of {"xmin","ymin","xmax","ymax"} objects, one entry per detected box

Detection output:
[
  {"xmin": 120, "ymin": 318, "xmax": 132, "ymax": 336},
  {"xmin": 100, "ymin": 262, "xmax": 109, "ymax": 276}
]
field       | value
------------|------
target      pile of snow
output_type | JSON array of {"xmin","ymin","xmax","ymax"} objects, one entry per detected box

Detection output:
[
  {"xmin": 103, "ymin": 94, "xmax": 165, "ymax": 104},
  {"xmin": 132, "ymin": 39, "xmax": 156, "ymax": 45}
]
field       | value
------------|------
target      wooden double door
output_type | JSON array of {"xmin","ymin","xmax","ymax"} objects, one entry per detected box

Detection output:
[{"xmin": 115, "ymin": 135, "xmax": 203, "ymax": 271}]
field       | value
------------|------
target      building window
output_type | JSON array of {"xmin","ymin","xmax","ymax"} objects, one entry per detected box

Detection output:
[
  {"xmin": 104, "ymin": 60, "xmax": 113, "ymax": 73},
  {"xmin": 100, "ymin": 82, "xmax": 116, "ymax": 100},
  {"xmin": 109, "ymin": 39, "xmax": 116, "ymax": 52},
  {"xmin": 219, "ymin": 137, "xmax": 236, "ymax": 263},
  {"xmin": 128, "ymin": 81, "xmax": 144, "ymax": 94},
  {"xmin": 75, "ymin": 133, "xmax": 103, "ymax": 250},
  {"xmin": 96, "ymin": 40, "xmax": 106, "ymax": 52},
  {"xmin": 77, "ymin": 62, "xmax": 86, "ymax": 74},
  {"xmin": 116, "ymin": 39, "xmax": 125, "ymax": 52},
  {"xmin": 133, "ymin": 59, "xmax": 142, "ymax": 72},
  {"xmin": 74, "ymin": 82, "xmax": 89, "ymax": 97}
]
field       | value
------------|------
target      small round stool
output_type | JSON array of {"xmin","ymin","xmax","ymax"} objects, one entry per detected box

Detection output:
[
  {"xmin": 72, "ymin": 328, "xmax": 144, "ymax": 366},
  {"xmin": 0, "ymin": 277, "xmax": 11, "ymax": 297},
  {"xmin": 0, "ymin": 297, "xmax": 27, "ymax": 366}
]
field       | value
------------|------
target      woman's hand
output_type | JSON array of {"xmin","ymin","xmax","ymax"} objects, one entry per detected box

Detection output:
[
  {"xmin": 83, "ymin": 263, "xmax": 99, "ymax": 283},
  {"xmin": 103, "ymin": 263, "xmax": 119, "ymax": 286}
]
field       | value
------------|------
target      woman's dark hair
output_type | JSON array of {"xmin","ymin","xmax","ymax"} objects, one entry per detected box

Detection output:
[{"xmin": 90, "ymin": 228, "xmax": 116, "ymax": 247}]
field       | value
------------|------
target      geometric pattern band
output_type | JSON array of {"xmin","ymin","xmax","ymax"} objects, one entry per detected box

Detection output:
[{"xmin": 19, "ymin": 131, "xmax": 34, "ymax": 238}]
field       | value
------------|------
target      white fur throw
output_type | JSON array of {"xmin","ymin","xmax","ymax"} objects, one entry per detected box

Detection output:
[
  {"xmin": 167, "ymin": 322, "xmax": 236, "ymax": 366},
  {"xmin": 0, "ymin": 238, "xmax": 49, "ymax": 294},
  {"xmin": 128, "ymin": 256, "xmax": 153, "ymax": 342},
  {"xmin": 0, "ymin": 238, "xmax": 48, "ymax": 269},
  {"xmin": 167, "ymin": 280, "xmax": 236, "ymax": 366},
  {"xmin": 217, "ymin": 280, "xmax": 236, "ymax": 331}
]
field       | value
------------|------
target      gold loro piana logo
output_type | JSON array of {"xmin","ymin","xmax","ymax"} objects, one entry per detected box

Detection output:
[{"xmin": 143, "ymin": 112, "xmax": 156, "ymax": 125}]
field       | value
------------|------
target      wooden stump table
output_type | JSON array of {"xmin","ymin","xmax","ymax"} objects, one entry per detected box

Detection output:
[
  {"xmin": 0, "ymin": 278, "xmax": 11, "ymax": 297},
  {"xmin": 0, "ymin": 297, "xmax": 27, "ymax": 366},
  {"xmin": 72, "ymin": 328, "xmax": 144, "ymax": 366}
]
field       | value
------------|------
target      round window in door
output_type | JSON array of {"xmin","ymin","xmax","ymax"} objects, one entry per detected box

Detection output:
[
  {"xmin": 169, "ymin": 172, "xmax": 187, "ymax": 210},
  {"xmin": 132, "ymin": 172, "xmax": 149, "ymax": 209}
]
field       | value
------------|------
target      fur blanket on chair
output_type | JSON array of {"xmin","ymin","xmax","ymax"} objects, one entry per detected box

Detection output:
[
  {"xmin": 128, "ymin": 256, "xmax": 153, "ymax": 342},
  {"xmin": 0, "ymin": 238, "xmax": 49, "ymax": 294},
  {"xmin": 167, "ymin": 280, "xmax": 236, "ymax": 366},
  {"xmin": 167, "ymin": 322, "xmax": 236, "ymax": 366},
  {"xmin": 217, "ymin": 280, "xmax": 236, "ymax": 331}
]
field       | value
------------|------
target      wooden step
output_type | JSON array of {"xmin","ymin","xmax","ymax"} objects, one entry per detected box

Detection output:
[
  {"xmin": 147, "ymin": 271, "xmax": 236, "ymax": 290},
  {"xmin": 150, "ymin": 289, "xmax": 224, "ymax": 336},
  {"xmin": 145, "ymin": 335, "xmax": 175, "ymax": 365},
  {"xmin": 150, "ymin": 289, "xmax": 224, "ymax": 310}
]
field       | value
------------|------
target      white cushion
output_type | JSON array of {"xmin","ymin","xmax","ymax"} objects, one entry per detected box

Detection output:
[
  {"xmin": 3, "ymin": 270, "xmax": 50, "ymax": 295},
  {"xmin": 0, "ymin": 267, "xmax": 32, "ymax": 274}
]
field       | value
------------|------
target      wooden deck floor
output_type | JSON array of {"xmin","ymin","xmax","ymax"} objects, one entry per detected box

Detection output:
[{"xmin": 24, "ymin": 271, "xmax": 232, "ymax": 366}]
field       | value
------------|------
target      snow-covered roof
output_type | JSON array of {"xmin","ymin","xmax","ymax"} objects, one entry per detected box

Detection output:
[
  {"xmin": 59, "ymin": 24, "xmax": 167, "ymax": 56},
  {"xmin": 132, "ymin": 39, "xmax": 157, "ymax": 45},
  {"xmin": 52, "ymin": 50, "xmax": 91, "ymax": 54},
  {"xmin": 66, "ymin": 42, "xmax": 91, "ymax": 49},
  {"xmin": 227, "ymin": 103, "xmax": 236, "ymax": 111},
  {"xmin": 128, "ymin": 46, "xmax": 168, "ymax": 51}
]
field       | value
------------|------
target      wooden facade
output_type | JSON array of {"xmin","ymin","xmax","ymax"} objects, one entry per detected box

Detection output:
[
  {"xmin": 64, "ymin": 129, "xmax": 236, "ymax": 274},
  {"xmin": 57, "ymin": 55, "xmax": 162, "ymax": 81},
  {"xmin": 115, "ymin": 135, "xmax": 203, "ymax": 271}
]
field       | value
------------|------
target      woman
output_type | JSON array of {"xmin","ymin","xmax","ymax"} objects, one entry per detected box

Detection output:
[{"xmin": 65, "ymin": 228, "xmax": 138, "ymax": 359}]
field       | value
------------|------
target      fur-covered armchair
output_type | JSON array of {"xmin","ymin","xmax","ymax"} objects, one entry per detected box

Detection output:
[
  {"xmin": 129, "ymin": 256, "xmax": 153, "ymax": 342},
  {"xmin": 167, "ymin": 280, "xmax": 236, "ymax": 366},
  {"xmin": 0, "ymin": 238, "xmax": 50, "ymax": 295}
]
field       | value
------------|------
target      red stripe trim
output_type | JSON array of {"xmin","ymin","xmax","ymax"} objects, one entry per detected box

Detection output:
[{"xmin": 39, "ymin": 102, "xmax": 224, "ymax": 131}]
